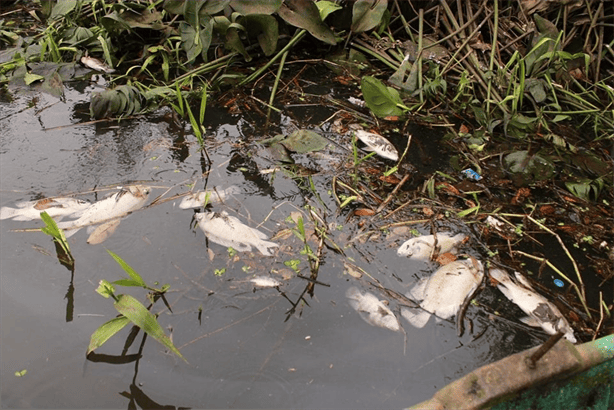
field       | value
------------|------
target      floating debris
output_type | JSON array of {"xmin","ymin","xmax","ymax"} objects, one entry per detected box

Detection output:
[
  {"xmin": 179, "ymin": 186, "xmax": 240, "ymax": 209},
  {"xmin": 0, "ymin": 197, "xmax": 91, "ymax": 221},
  {"xmin": 461, "ymin": 168, "xmax": 482, "ymax": 181},
  {"xmin": 489, "ymin": 268, "xmax": 576, "ymax": 343},
  {"xmin": 81, "ymin": 56, "xmax": 115, "ymax": 73},
  {"xmin": 402, "ymin": 257, "xmax": 484, "ymax": 328},
  {"xmin": 250, "ymin": 276, "xmax": 282, "ymax": 288},
  {"xmin": 57, "ymin": 185, "xmax": 150, "ymax": 239},
  {"xmin": 353, "ymin": 129, "xmax": 399, "ymax": 161},
  {"xmin": 346, "ymin": 287, "xmax": 401, "ymax": 332},
  {"xmin": 397, "ymin": 233, "xmax": 467, "ymax": 260},
  {"xmin": 194, "ymin": 211, "xmax": 278, "ymax": 256}
]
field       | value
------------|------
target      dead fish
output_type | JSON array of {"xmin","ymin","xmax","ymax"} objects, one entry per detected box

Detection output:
[
  {"xmin": 57, "ymin": 185, "xmax": 150, "ymax": 238},
  {"xmin": 353, "ymin": 129, "xmax": 399, "ymax": 161},
  {"xmin": 179, "ymin": 186, "xmax": 240, "ymax": 209},
  {"xmin": 250, "ymin": 276, "xmax": 282, "ymax": 288},
  {"xmin": 489, "ymin": 268, "xmax": 576, "ymax": 343},
  {"xmin": 194, "ymin": 211, "xmax": 278, "ymax": 256},
  {"xmin": 81, "ymin": 56, "xmax": 115, "ymax": 73},
  {"xmin": 346, "ymin": 287, "xmax": 401, "ymax": 332},
  {"xmin": 397, "ymin": 233, "xmax": 467, "ymax": 260},
  {"xmin": 0, "ymin": 197, "xmax": 91, "ymax": 221},
  {"xmin": 402, "ymin": 257, "xmax": 484, "ymax": 328}
]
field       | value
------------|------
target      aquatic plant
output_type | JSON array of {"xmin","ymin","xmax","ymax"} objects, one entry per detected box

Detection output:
[{"xmin": 88, "ymin": 250, "xmax": 186, "ymax": 362}]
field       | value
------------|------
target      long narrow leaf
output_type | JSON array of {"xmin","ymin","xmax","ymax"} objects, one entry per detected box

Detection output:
[
  {"xmin": 114, "ymin": 294, "xmax": 187, "ymax": 362},
  {"xmin": 87, "ymin": 315, "xmax": 130, "ymax": 354},
  {"xmin": 106, "ymin": 250, "xmax": 146, "ymax": 288}
]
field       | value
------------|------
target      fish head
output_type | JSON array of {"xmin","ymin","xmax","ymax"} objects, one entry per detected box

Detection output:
[{"xmin": 129, "ymin": 185, "xmax": 151, "ymax": 198}]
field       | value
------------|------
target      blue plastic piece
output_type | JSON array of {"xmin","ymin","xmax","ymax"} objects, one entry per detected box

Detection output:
[
  {"xmin": 462, "ymin": 168, "xmax": 482, "ymax": 181},
  {"xmin": 554, "ymin": 279, "xmax": 564, "ymax": 287}
]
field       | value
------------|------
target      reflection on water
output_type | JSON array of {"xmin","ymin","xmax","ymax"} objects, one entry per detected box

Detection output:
[{"xmin": 1, "ymin": 85, "xmax": 543, "ymax": 409}]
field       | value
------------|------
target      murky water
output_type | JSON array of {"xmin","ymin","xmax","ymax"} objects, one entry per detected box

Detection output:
[{"xmin": 1, "ymin": 83, "xmax": 548, "ymax": 408}]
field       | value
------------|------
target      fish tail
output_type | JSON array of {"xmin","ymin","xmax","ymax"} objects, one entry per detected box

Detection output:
[
  {"xmin": 0, "ymin": 206, "xmax": 18, "ymax": 220},
  {"xmin": 401, "ymin": 308, "xmax": 431, "ymax": 328}
]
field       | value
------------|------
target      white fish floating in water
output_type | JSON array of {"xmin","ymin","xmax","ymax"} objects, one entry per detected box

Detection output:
[
  {"xmin": 250, "ymin": 276, "xmax": 282, "ymax": 288},
  {"xmin": 346, "ymin": 287, "xmax": 401, "ymax": 332},
  {"xmin": 353, "ymin": 129, "xmax": 399, "ymax": 161},
  {"xmin": 179, "ymin": 186, "xmax": 240, "ymax": 209},
  {"xmin": 0, "ymin": 197, "xmax": 91, "ymax": 221},
  {"xmin": 57, "ymin": 185, "xmax": 150, "ymax": 239},
  {"xmin": 194, "ymin": 211, "xmax": 278, "ymax": 256},
  {"xmin": 402, "ymin": 257, "xmax": 484, "ymax": 328},
  {"xmin": 81, "ymin": 56, "xmax": 115, "ymax": 73},
  {"xmin": 489, "ymin": 268, "xmax": 576, "ymax": 343},
  {"xmin": 397, "ymin": 233, "xmax": 467, "ymax": 260}
]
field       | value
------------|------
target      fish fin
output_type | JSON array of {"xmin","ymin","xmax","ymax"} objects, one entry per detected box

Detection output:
[
  {"xmin": 408, "ymin": 277, "xmax": 428, "ymax": 300},
  {"xmin": 401, "ymin": 307, "xmax": 431, "ymax": 328},
  {"xmin": 519, "ymin": 316, "xmax": 542, "ymax": 327},
  {"xmin": 87, "ymin": 219, "xmax": 121, "ymax": 245},
  {"xmin": 513, "ymin": 271, "xmax": 534, "ymax": 289},
  {"xmin": 0, "ymin": 206, "xmax": 19, "ymax": 220},
  {"xmin": 61, "ymin": 227, "xmax": 80, "ymax": 238}
]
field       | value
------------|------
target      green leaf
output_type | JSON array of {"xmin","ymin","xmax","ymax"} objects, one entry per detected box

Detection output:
[
  {"xmin": 114, "ymin": 294, "xmax": 187, "ymax": 362},
  {"xmin": 24, "ymin": 72, "xmax": 44, "ymax": 85},
  {"xmin": 278, "ymin": 0, "xmax": 336, "ymax": 45},
  {"xmin": 316, "ymin": 0, "xmax": 342, "ymax": 21},
  {"xmin": 244, "ymin": 14, "xmax": 278, "ymax": 56},
  {"xmin": 107, "ymin": 250, "xmax": 147, "ymax": 288},
  {"xmin": 87, "ymin": 316, "xmax": 130, "ymax": 354},
  {"xmin": 14, "ymin": 369, "xmax": 27, "ymax": 377},
  {"xmin": 280, "ymin": 129, "xmax": 328, "ymax": 153},
  {"xmin": 95, "ymin": 279, "xmax": 116, "ymax": 299},
  {"xmin": 361, "ymin": 76, "xmax": 405, "ymax": 117},
  {"xmin": 40, "ymin": 211, "xmax": 72, "ymax": 259},
  {"xmin": 504, "ymin": 150, "xmax": 555, "ymax": 184},
  {"xmin": 50, "ymin": 0, "xmax": 77, "ymax": 20},
  {"xmin": 230, "ymin": 0, "xmax": 282, "ymax": 15},
  {"xmin": 351, "ymin": 0, "xmax": 388, "ymax": 33}
]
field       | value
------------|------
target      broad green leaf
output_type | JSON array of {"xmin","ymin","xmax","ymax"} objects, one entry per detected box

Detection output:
[
  {"xmin": 24, "ymin": 72, "xmax": 44, "ymax": 85},
  {"xmin": 87, "ymin": 316, "xmax": 130, "ymax": 354},
  {"xmin": 280, "ymin": 130, "xmax": 328, "ymax": 153},
  {"xmin": 565, "ymin": 177, "xmax": 604, "ymax": 201},
  {"xmin": 201, "ymin": 0, "xmax": 231, "ymax": 15},
  {"xmin": 525, "ymin": 78, "xmax": 547, "ymax": 103},
  {"xmin": 230, "ymin": 0, "xmax": 281, "ymax": 15},
  {"xmin": 361, "ymin": 76, "xmax": 404, "ymax": 117},
  {"xmin": 244, "ymin": 14, "xmax": 278, "ymax": 56},
  {"xmin": 278, "ymin": 0, "xmax": 336, "ymax": 45},
  {"xmin": 163, "ymin": 0, "xmax": 186, "ymax": 15},
  {"xmin": 316, "ymin": 0, "xmax": 342, "ymax": 21},
  {"xmin": 40, "ymin": 71, "xmax": 63, "ymax": 98},
  {"xmin": 225, "ymin": 26, "xmax": 251, "ymax": 61},
  {"xmin": 389, "ymin": 55, "xmax": 418, "ymax": 92},
  {"xmin": 504, "ymin": 150, "xmax": 555, "ymax": 183},
  {"xmin": 50, "ymin": 0, "xmax": 77, "ymax": 20},
  {"xmin": 351, "ymin": 0, "xmax": 387, "ymax": 33},
  {"xmin": 114, "ymin": 294, "xmax": 187, "ymax": 362},
  {"xmin": 107, "ymin": 250, "xmax": 147, "ymax": 288}
]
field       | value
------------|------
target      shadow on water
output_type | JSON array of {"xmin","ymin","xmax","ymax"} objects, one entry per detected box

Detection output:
[{"xmin": 1, "ymin": 80, "xmax": 610, "ymax": 409}]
